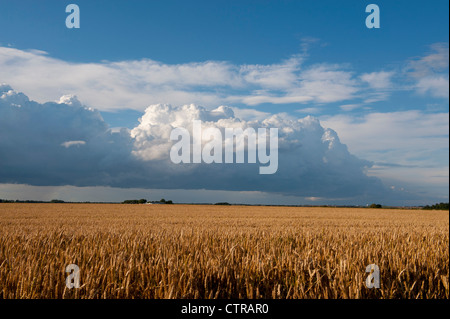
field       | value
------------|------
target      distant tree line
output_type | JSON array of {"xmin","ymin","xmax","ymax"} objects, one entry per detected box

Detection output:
[
  {"xmin": 423, "ymin": 202, "xmax": 449, "ymax": 210},
  {"xmin": 0, "ymin": 199, "xmax": 17, "ymax": 203},
  {"xmin": 0, "ymin": 199, "xmax": 65, "ymax": 203},
  {"xmin": 50, "ymin": 199, "xmax": 65, "ymax": 203},
  {"xmin": 121, "ymin": 198, "xmax": 173, "ymax": 204},
  {"xmin": 122, "ymin": 199, "xmax": 148, "ymax": 204},
  {"xmin": 369, "ymin": 203, "xmax": 382, "ymax": 208}
]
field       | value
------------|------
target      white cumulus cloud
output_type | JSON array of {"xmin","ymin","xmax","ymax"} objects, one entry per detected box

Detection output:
[{"xmin": 0, "ymin": 85, "xmax": 392, "ymax": 202}]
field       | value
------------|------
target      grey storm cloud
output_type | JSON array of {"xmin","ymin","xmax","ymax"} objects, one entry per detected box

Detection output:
[{"xmin": 0, "ymin": 85, "xmax": 389, "ymax": 199}]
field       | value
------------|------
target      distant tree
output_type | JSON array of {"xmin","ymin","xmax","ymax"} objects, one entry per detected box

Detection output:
[
  {"xmin": 122, "ymin": 199, "xmax": 138, "ymax": 204},
  {"xmin": 166, "ymin": 200, "xmax": 173, "ymax": 204},
  {"xmin": 215, "ymin": 202, "xmax": 231, "ymax": 206},
  {"xmin": 122, "ymin": 199, "xmax": 149, "ymax": 204},
  {"xmin": 160, "ymin": 198, "xmax": 166, "ymax": 203},
  {"xmin": 423, "ymin": 202, "xmax": 449, "ymax": 210},
  {"xmin": 50, "ymin": 199, "xmax": 65, "ymax": 203},
  {"xmin": 369, "ymin": 203, "xmax": 382, "ymax": 208}
]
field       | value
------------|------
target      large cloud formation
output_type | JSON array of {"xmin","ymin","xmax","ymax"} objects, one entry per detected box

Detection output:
[{"xmin": 0, "ymin": 85, "xmax": 389, "ymax": 200}]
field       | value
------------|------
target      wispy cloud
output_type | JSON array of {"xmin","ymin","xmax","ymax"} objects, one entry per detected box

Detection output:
[
  {"xmin": 360, "ymin": 71, "xmax": 394, "ymax": 90},
  {"xmin": 405, "ymin": 43, "xmax": 449, "ymax": 98},
  {"xmin": 1, "ymin": 44, "xmax": 447, "ymax": 113},
  {"xmin": 0, "ymin": 46, "xmax": 381, "ymax": 111},
  {"xmin": 61, "ymin": 140, "xmax": 86, "ymax": 148},
  {"xmin": 339, "ymin": 104, "xmax": 361, "ymax": 112}
]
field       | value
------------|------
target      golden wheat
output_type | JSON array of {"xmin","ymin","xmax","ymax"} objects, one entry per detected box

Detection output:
[{"xmin": 0, "ymin": 203, "xmax": 448, "ymax": 299}]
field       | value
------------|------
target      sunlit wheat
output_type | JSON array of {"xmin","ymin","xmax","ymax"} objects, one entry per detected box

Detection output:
[{"xmin": 0, "ymin": 204, "xmax": 448, "ymax": 299}]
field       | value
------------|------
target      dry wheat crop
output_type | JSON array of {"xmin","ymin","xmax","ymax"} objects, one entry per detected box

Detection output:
[{"xmin": 0, "ymin": 203, "xmax": 448, "ymax": 299}]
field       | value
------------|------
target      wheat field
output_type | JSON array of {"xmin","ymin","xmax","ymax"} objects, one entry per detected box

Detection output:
[{"xmin": 0, "ymin": 203, "xmax": 448, "ymax": 299}]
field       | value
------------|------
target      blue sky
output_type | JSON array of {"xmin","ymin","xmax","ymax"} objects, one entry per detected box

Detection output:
[
  {"xmin": 0, "ymin": 0, "xmax": 448, "ymax": 205},
  {"xmin": 1, "ymin": 0, "xmax": 447, "ymax": 64}
]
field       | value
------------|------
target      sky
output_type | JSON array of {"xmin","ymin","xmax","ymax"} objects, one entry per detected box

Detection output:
[{"xmin": 0, "ymin": 0, "xmax": 448, "ymax": 205}]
